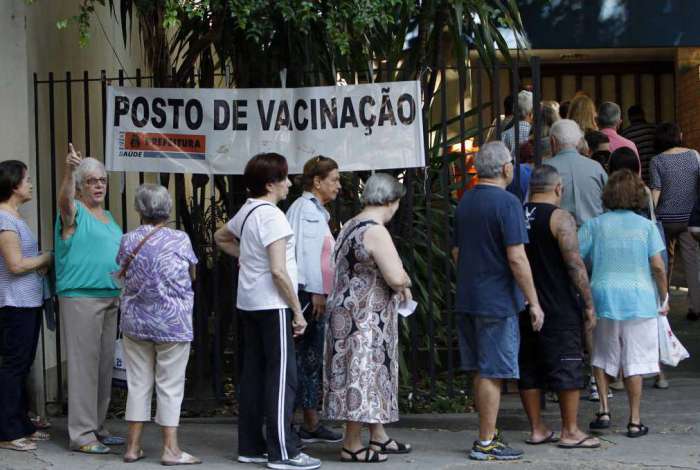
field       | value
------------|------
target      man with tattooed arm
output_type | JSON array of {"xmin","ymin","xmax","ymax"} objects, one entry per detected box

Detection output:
[{"xmin": 517, "ymin": 164, "xmax": 600, "ymax": 449}]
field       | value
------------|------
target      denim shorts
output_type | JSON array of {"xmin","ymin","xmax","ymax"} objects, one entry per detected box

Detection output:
[{"xmin": 456, "ymin": 314, "xmax": 520, "ymax": 379}]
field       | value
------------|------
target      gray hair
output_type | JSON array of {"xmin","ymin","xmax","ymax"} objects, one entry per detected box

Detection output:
[
  {"xmin": 550, "ymin": 119, "xmax": 584, "ymax": 149},
  {"xmin": 134, "ymin": 184, "xmax": 172, "ymax": 222},
  {"xmin": 362, "ymin": 173, "xmax": 406, "ymax": 206},
  {"xmin": 516, "ymin": 90, "xmax": 534, "ymax": 119},
  {"xmin": 597, "ymin": 102, "xmax": 621, "ymax": 128},
  {"xmin": 475, "ymin": 141, "xmax": 511, "ymax": 179},
  {"xmin": 529, "ymin": 164, "xmax": 561, "ymax": 194},
  {"xmin": 74, "ymin": 157, "xmax": 106, "ymax": 191}
]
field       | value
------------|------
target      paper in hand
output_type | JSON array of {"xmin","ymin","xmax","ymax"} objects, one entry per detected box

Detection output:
[{"xmin": 398, "ymin": 299, "xmax": 418, "ymax": 318}]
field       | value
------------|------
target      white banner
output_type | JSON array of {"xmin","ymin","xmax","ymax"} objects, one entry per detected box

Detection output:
[{"xmin": 105, "ymin": 82, "xmax": 425, "ymax": 175}]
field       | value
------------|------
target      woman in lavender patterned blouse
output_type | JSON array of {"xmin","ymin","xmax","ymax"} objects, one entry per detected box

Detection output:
[{"xmin": 116, "ymin": 184, "xmax": 200, "ymax": 466}]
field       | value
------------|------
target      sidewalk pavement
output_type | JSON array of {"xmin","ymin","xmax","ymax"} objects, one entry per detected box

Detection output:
[
  {"xmin": 1, "ymin": 376, "xmax": 698, "ymax": 470},
  {"xmin": 2, "ymin": 295, "xmax": 699, "ymax": 470}
]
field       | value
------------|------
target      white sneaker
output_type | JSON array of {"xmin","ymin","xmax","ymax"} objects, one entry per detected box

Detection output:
[
  {"xmin": 239, "ymin": 454, "xmax": 268, "ymax": 464},
  {"xmin": 589, "ymin": 383, "xmax": 600, "ymax": 401},
  {"xmin": 267, "ymin": 452, "xmax": 321, "ymax": 470}
]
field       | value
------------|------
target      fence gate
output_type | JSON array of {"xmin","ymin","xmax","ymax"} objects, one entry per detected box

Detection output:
[{"xmin": 33, "ymin": 56, "xmax": 541, "ymax": 416}]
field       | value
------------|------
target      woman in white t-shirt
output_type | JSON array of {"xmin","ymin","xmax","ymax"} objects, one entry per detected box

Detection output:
[{"xmin": 214, "ymin": 153, "xmax": 321, "ymax": 470}]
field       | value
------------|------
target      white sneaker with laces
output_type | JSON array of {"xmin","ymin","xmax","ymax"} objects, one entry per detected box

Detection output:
[{"xmin": 267, "ymin": 452, "xmax": 321, "ymax": 470}]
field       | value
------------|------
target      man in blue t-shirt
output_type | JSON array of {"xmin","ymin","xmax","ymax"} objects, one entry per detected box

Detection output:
[{"xmin": 452, "ymin": 141, "xmax": 545, "ymax": 462}]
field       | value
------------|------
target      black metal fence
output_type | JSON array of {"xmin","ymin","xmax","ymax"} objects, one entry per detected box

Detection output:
[{"xmin": 32, "ymin": 56, "xmax": 542, "ymax": 414}]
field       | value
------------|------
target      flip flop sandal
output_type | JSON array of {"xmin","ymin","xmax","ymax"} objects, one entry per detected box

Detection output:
[
  {"xmin": 161, "ymin": 451, "xmax": 202, "ymax": 466},
  {"xmin": 558, "ymin": 436, "xmax": 601, "ymax": 449},
  {"xmin": 589, "ymin": 411, "xmax": 611, "ymax": 430},
  {"xmin": 340, "ymin": 447, "xmax": 387, "ymax": 463},
  {"xmin": 29, "ymin": 431, "xmax": 50, "ymax": 441},
  {"xmin": 0, "ymin": 438, "xmax": 37, "ymax": 452},
  {"xmin": 525, "ymin": 431, "xmax": 559, "ymax": 445},
  {"xmin": 124, "ymin": 449, "xmax": 146, "ymax": 463},
  {"xmin": 30, "ymin": 416, "xmax": 52, "ymax": 430},
  {"xmin": 77, "ymin": 442, "xmax": 111, "ymax": 454},
  {"xmin": 369, "ymin": 438, "xmax": 412, "ymax": 454},
  {"xmin": 627, "ymin": 423, "xmax": 649, "ymax": 438}
]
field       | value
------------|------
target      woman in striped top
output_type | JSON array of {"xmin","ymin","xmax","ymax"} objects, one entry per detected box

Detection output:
[
  {"xmin": 650, "ymin": 123, "xmax": 700, "ymax": 321},
  {"xmin": 0, "ymin": 160, "xmax": 52, "ymax": 452}
]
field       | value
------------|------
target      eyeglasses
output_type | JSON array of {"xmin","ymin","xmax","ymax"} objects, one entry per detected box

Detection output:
[{"xmin": 85, "ymin": 177, "xmax": 108, "ymax": 186}]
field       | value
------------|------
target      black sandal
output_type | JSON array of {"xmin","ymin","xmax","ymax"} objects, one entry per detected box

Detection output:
[
  {"xmin": 340, "ymin": 447, "xmax": 387, "ymax": 463},
  {"xmin": 369, "ymin": 438, "xmax": 412, "ymax": 455},
  {"xmin": 627, "ymin": 422, "xmax": 649, "ymax": 438},
  {"xmin": 589, "ymin": 412, "xmax": 611, "ymax": 430}
]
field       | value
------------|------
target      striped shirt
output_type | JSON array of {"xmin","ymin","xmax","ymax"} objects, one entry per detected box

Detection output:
[
  {"xmin": 650, "ymin": 150, "xmax": 700, "ymax": 223},
  {"xmin": 621, "ymin": 122, "xmax": 657, "ymax": 185},
  {"xmin": 0, "ymin": 210, "xmax": 43, "ymax": 308}
]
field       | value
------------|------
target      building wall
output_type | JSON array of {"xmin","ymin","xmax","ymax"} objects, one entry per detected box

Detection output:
[
  {"xmin": 1, "ymin": 0, "xmax": 147, "ymax": 415},
  {"xmin": 676, "ymin": 48, "xmax": 700, "ymax": 151}
]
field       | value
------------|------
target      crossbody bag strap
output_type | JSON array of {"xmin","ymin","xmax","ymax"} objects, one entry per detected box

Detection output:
[
  {"xmin": 645, "ymin": 186, "xmax": 657, "ymax": 222},
  {"xmin": 236, "ymin": 202, "xmax": 274, "ymax": 242},
  {"xmin": 334, "ymin": 220, "xmax": 378, "ymax": 263},
  {"xmin": 120, "ymin": 224, "xmax": 166, "ymax": 276}
]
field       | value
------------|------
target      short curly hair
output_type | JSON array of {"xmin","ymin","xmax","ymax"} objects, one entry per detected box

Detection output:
[{"xmin": 602, "ymin": 169, "xmax": 647, "ymax": 211}]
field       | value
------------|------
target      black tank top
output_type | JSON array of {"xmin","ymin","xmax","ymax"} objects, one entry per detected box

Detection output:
[{"xmin": 524, "ymin": 202, "xmax": 581, "ymax": 329}]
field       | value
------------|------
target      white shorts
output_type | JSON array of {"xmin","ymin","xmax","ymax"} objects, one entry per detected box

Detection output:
[{"xmin": 592, "ymin": 317, "xmax": 660, "ymax": 378}]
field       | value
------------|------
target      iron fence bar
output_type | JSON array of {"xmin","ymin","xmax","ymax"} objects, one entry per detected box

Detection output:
[
  {"xmin": 492, "ymin": 62, "xmax": 501, "ymax": 140},
  {"xmin": 34, "ymin": 71, "xmax": 49, "ymax": 408},
  {"xmin": 83, "ymin": 71, "xmax": 91, "ymax": 157},
  {"xmin": 101, "ymin": 70, "xmax": 110, "ymax": 210},
  {"xmin": 65, "ymin": 72, "xmax": 73, "ymax": 146},
  {"xmin": 439, "ymin": 65, "xmax": 454, "ymax": 398},
  {"xmin": 48, "ymin": 72, "xmax": 64, "ymax": 407},
  {"xmin": 511, "ymin": 59, "xmax": 521, "ymax": 201},
  {"xmin": 136, "ymin": 69, "xmax": 144, "ymax": 185},
  {"xmin": 475, "ymin": 61, "xmax": 484, "ymax": 147},
  {"xmin": 211, "ymin": 174, "xmax": 224, "ymax": 400},
  {"xmin": 118, "ymin": 70, "xmax": 127, "ymax": 231},
  {"xmin": 458, "ymin": 60, "xmax": 467, "ymax": 193},
  {"xmin": 425, "ymin": 74, "xmax": 436, "ymax": 400},
  {"xmin": 532, "ymin": 57, "xmax": 542, "ymax": 167}
]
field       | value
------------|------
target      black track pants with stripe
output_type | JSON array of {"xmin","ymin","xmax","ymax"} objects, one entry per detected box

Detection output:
[{"xmin": 238, "ymin": 308, "xmax": 299, "ymax": 461}]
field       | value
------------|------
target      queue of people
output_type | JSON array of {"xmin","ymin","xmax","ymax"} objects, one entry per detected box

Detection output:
[{"xmin": 0, "ymin": 91, "xmax": 694, "ymax": 465}]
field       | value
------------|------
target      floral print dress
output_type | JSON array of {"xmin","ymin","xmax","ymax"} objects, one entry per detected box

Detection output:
[{"xmin": 322, "ymin": 219, "xmax": 400, "ymax": 424}]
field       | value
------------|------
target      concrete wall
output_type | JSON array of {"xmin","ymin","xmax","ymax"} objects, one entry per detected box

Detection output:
[{"xmin": 1, "ymin": 0, "xmax": 147, "ymax": 415}]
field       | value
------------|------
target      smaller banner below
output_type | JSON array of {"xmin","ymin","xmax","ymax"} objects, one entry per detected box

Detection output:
[{"xmin": 105, "ymin": 81, "xmax": 425, "ymax": 175}]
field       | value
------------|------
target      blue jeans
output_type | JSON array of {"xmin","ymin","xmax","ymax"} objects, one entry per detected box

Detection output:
[
  {"xmin": 295, "ymin": 291, "xmax": 326, "ymax": 411},
  {"xmin": 456, "ymin": 314, "xmax": 520, "ymax": 379}
]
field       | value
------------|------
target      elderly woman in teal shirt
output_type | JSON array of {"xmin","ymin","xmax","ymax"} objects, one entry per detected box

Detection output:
[
  {"xmin": 578, "ymin": 169, "xmax": 668, "ymax": 439},
  {"xmin": 55, "ymin": 144, "xmax": 123, "ymax": 454}
]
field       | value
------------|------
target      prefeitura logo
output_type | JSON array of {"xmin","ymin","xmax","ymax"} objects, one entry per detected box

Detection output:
[{"xmin": 118, "ymin": 131, "xmax": 206, "ymax": 160}]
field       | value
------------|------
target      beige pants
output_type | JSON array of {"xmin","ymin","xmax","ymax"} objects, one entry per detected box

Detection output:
[
  {"xmin": 664, "ymin": 222, "xmax": 700, "ymax": 313},
  {"xmin": 122, "ymin": 336, "xmax": 190, "ymax": 427},
  {"xmin": 59, "ymin": 296, "xmax": 119, "ymax": 449}
]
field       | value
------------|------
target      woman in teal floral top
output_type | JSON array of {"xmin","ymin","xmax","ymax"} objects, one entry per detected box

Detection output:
[{"xmin": 578, "ymin": 170, "xmax": 668, "ymax": 438}]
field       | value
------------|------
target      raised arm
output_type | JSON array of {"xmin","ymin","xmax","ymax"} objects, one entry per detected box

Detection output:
[
  {"xmin": 552, "ymin": 209, "xmax": 596, "ymax": 331},
  {"xmin": 58, "ymin": 143, "xmax": 82, "ymax": 232},
  {"xmin": 506, "ymin": 244, "xmax": 544, "ymax": 331}
]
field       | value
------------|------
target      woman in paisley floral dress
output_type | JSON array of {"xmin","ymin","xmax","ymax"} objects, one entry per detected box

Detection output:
[{"xmin": 323, "ymin": 173, "xmax": 413, "ymax": 463}]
